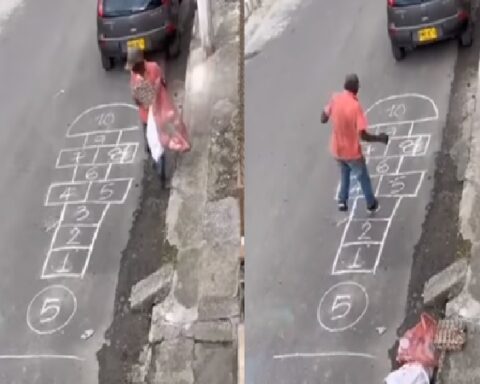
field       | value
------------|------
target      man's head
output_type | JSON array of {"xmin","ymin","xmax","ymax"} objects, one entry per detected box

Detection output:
[
  {"xmin": 125, "ymin": 47, "xmax": 145, "ymax": 73},
  {"xmin": 344, "ymin": 73, "xmax": 360, "ymax": 95}
]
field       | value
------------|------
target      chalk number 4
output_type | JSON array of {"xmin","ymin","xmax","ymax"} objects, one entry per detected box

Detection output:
[{"xmin": 39, "ymin": 298, "xmax": 61, "ymax": 324}]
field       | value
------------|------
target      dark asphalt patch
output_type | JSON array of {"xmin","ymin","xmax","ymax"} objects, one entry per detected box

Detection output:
[{"xmin": 97, "ymin": 160, "xmax": 176, "ymax": 384}]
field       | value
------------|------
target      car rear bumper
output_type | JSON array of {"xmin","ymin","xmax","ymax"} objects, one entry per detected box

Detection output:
[
  {"xmin": 389, "ymin": 14, "xmax": 468, "ymax": 48},
  {"xmin": 98, "ymin": 24, "xmax": 175, "ymax": 57}
]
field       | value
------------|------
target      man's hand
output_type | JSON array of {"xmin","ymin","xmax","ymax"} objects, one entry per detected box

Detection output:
[{"xmin": 321, "ymin": 111, "xmax": 329, "ymax": 124}]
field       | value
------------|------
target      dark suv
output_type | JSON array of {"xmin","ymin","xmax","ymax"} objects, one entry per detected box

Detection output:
[
  {"xmin": 387, "ymin": 0, "xmax": 473, "ymax": 60},
  {"xmin": 97, "ymin": 0, "xmax": 182, "ymax": 70}
]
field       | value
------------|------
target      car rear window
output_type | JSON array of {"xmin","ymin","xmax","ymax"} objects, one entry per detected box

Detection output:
[{"xmin": 103, "ymin": 0, "xmax": 162, "ymax": 17}]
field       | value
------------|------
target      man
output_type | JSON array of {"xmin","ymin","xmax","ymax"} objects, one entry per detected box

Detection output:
[
  {"xmin": 126, "ymin": 47, "xmax": 167, "ymax": 187},
  {"xmin": 321, "ymin": 74, "xmax": 388, "ymax": 212}
]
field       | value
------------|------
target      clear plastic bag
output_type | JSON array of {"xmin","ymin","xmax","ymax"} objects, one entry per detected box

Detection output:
[{"xmin": 384, "ymin": 363, "xmax": 431, "ymax": 384}]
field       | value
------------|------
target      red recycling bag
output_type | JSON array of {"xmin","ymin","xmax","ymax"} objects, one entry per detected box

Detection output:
[
  {"xmin": 396, "ymin": 313, "xmax": 440, "ymax": 368},
  {"xmin": 153, "ymin": 83, "xmax": 191, "ymax": 152}
]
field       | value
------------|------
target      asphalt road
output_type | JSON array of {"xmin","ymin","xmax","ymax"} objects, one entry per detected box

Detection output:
[
  {"xmin": 245, "ymin": 0, "xmax": 459, "ymax": 383},
  {"xmin": 0, "ymin": 0, "xmax": 191, "ymax": 383}
]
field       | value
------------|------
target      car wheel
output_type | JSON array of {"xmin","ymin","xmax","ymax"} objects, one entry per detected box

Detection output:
[
  {"xmin": 391, "ymin": 44, "xmax": 406, "ymax": 61},
  {"xmin": 101, "ymin": 54, "xmax": 114, "ymax": 71},
  {"xmin": 460, "ymin": 27, "xmax": 473, "ymax": 47},
  {"xmin": 167, "ymin": 31, "xmax": 181, "ymax": 60}
]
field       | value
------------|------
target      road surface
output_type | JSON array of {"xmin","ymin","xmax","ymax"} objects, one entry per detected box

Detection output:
[
  {"xmin": 0, "ymin": 0, "xmax": 191, "ymax": 383},
  {"xmin": 245, "ymin": 0, "xmax": 459, "ymax": 383}
]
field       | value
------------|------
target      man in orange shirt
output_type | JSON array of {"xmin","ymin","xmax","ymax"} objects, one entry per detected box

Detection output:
[{"xmin": 321, "ymin": 74, "xmax": 388, "ymax": 212}]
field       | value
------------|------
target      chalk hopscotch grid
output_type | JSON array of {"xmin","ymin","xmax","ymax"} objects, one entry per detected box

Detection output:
[
  {"xmin": 41, "ymin": 125, "xmax": 138, "ymax": 280},
  {"xmin": 332, "ymin": 129, "xmax": 433, "ymax": 275}
]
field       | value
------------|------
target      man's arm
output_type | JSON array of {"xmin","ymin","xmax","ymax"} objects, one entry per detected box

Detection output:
[
  {"xmin": 357, "ymin": 104, "xmax": 388, "ymax": 144},
  {"xmin": 360, "ymin": 130, "xmax": 388, "ymax": 144},
  {"xmin": 321, "ymin": 100, "xmax": 332, "ymax": 124}
]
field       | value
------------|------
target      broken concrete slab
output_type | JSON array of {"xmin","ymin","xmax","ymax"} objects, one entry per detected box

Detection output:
[
  {"xmin": 149, "ymin": 295, "xmax": 197, "ymax": 343},
  {"xmin": 198, "ymin": 296, "xmax": 240, "ymax": 321},
  {"xmin": 174, "ymin": 246, "xmax": 203, "ymax": 308},
  {"xmin": 129, "ymin": 264, "xmax": 174, "ymax": 310},
  {"xmin": 193, "ymin": 343, "xmax": 235, "ymax": 384},
  {"xmin": 199, "ymin": 242, "xmax": 240, "ymax": 298},
  {"xmin": 446, "ymin": 289, "xmax": 480, "ymax": 319},
  {"xmin": 423, "ymin": 258, "xmax": 468, "ymax": 305},
  {"xmin": 150, "ymin": 339, "xmax": 195, "ymax": 384},
  {"xmin": 193, "ymin": 320, "xmax": 234, "ymax": 342},
  {"xmin": 203, "ymin": 197, "xmax": 241, "ymax": 246}
]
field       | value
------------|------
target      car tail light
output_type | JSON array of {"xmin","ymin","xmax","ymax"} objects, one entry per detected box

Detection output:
[
  {"xmin": 458, "ymin": 10, "xmax": 469, "ymax": 21},
  {"xmin": 163, "ymin": 0, "xmax": 171, "ymax": 5},
  {"xmin": 166, "ymin": 22, "xmax": 176, "ymax": 34},
  {"xmin": 98, "ymin": 0, "xmax": 104, "ymax": 17},
  {"xmin": 388, "ymin": 0, "xmax": 395, "ymax": 6}
]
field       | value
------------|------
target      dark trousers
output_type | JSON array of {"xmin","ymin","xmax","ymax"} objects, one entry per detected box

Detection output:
[{"xmin": 143, "ymin": 123, "xmax": 167, "ymax": 188}]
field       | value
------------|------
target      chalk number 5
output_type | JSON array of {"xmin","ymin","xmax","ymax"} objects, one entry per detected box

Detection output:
[
  {"xmin": 39, "ymin": 298, "xmax": 61, "ymax": 323},
  {"xmin": 331, "ymin": 294, "xmax": 352, "ymax": 320}
]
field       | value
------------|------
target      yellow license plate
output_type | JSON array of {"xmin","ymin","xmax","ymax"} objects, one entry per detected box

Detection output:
[
  {"xmin": 418, "ymin": 27, "xmax": 438, "ymax": 42},
  {"xmin": 127, "ymin": 38, "xmax": 145, "ymax": 50}
]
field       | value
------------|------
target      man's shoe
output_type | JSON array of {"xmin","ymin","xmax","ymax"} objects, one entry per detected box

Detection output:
[
  {"xmin": 338, "ymin": 201, "xmax": 348, "ymax": 212},
  {"xmin": 367, "ymin": 199, "xmax": 379, "ymax": 212}
]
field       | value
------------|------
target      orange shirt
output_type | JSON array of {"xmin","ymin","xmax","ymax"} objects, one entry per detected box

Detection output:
[
  {"xmin": 130, "ymin": 61, "xmax": 163, "ymax": 124},
  {"xmin": 324, "ymin": 91, "xmax": 368, "ymax": 160}
]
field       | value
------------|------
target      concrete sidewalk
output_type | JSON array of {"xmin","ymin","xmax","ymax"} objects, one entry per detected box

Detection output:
[
  {"xmin": 432, "ymin": 24, "xmax": 480, "ymax": 384},
  {"xmin": 127, "ymin": 1, "xmax": 241, "ymax": 383}
]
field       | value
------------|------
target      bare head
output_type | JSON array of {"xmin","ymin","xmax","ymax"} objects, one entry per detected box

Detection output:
[{"xmin": 344, "ymin": 73, "xmax": 360, "ymax": 95}]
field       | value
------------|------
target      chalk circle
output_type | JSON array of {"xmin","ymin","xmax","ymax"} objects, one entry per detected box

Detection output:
[
  {"xmin": 27, "ymin": 285, "xmax": 77, "ymax": 335},
  {"xmin": 317, "ymin": 281, "xmax": 368, "ymax": 333},
  {"xmin": 67, "ymin": 103, "xmax": 139, "ymax": 138}
]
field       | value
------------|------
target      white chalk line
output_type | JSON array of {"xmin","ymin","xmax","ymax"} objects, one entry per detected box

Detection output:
[
  {"xmin": 40, "ymin": 205, "xmax": 67, "ymax": 278},
  {"xmin": 373, "ymin": 197, "xmax": 402, "ymax": 271},
  {"xmin": 66, "ymin": 103, "xmax": 138, "ymax": 138},
  {"xmin": 0, "ymin": 354, "xmax": 84, "ymax": 361},
  {"xmin": 365, "ymin": 93, "xmax": 439, "ymax": 122},
  {"xmin": 273, "ymin": 351, "xmax": 376, "ymax": 360},
  {"xmin": 45, "ymin": 178, "xmax": 134, "ymax": 206},
  {"xmin": 81, "ymin": 204, "xmax": 111, "ymax": 278}
]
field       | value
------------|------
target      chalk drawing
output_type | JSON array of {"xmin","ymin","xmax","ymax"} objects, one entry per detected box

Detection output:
[
  {"xmin": 273, "ymin": 351, "xmax": 376, "ymax": 360},
  {"xmin": 26, "ymin": 285, "xmax": 77, "ymax": 335},
  {"xmin": 0, "ymin": 354, "xmax": 84, "ymax": 361},
  {"xmin": 32, "ymin": 103, "xmax": 141, "ymax": 342},
  {"xmin": 317, "ymin": 281, "xmax": 368, "ymax": 332},
  {"xmin": 323, "ymin": 94, "xmax": 438, "ymax": 337}
]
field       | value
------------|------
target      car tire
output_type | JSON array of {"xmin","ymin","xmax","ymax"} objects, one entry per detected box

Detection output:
[
  {"xmin": 391, "ymin": 44, "xmax": 406, "ymax": 61},
  {"xmin": 167, "ymin": 31, "xmax": 181, "ymax": 60},
  {"xmin": 459, "ymin": 26, "xmax": 473, "ymax": 48},
  {"xmin": 101, "ymin": 54, "xmax": 114, "ymax": 71}
]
